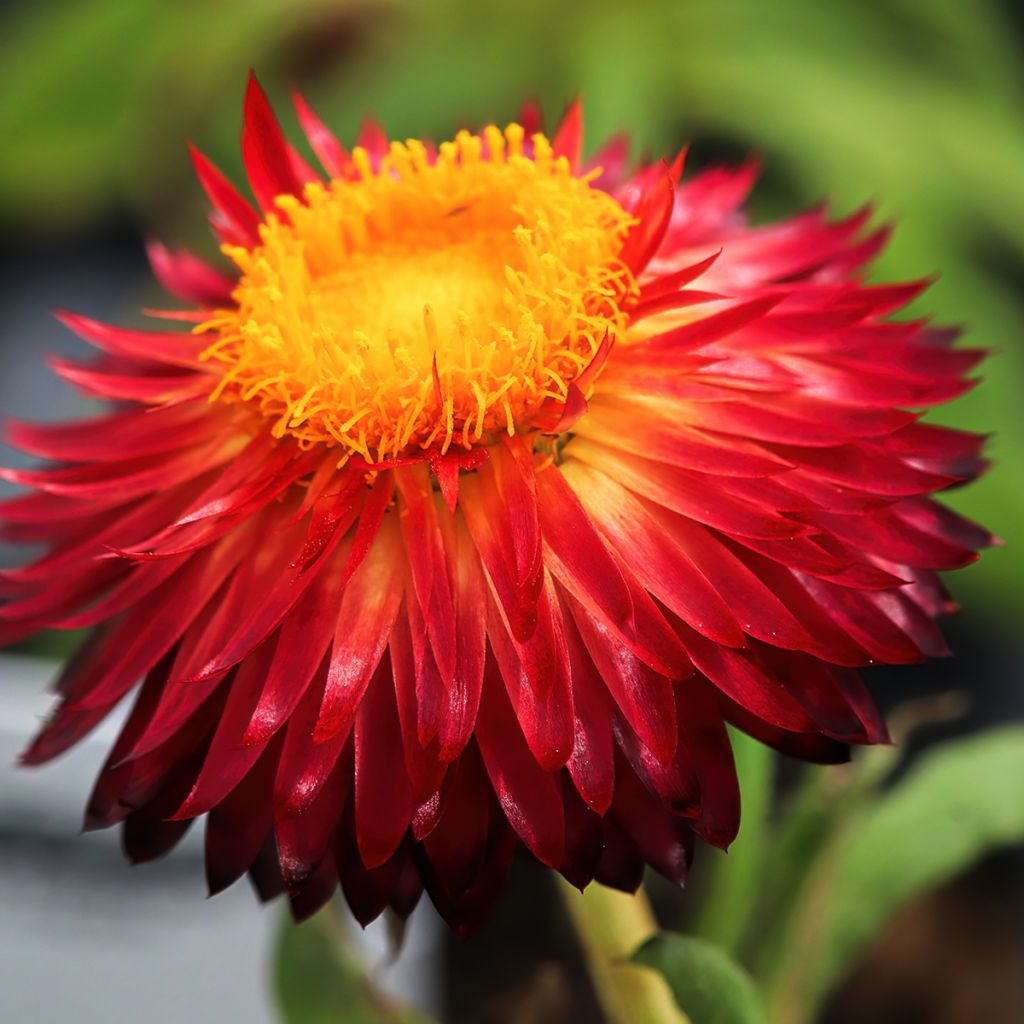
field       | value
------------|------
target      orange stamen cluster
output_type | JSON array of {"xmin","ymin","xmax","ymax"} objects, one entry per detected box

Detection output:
[{"xmin": 199, "ymin": 125, "xmax": 636, "ymax": 461}]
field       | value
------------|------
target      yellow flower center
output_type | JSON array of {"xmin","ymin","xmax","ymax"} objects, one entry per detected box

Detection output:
[{"xmin": 200, "ymin": 125, "xmax": 636, "ymax": 461}]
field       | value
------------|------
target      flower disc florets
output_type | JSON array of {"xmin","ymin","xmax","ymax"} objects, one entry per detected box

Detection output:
[
  {"xmin": 200, "ymin": 126, "xmax": 636, "ymax": 462},
  {"xmin": 2, "ymin": 76, "xmax": 993, "ymax": 935}
]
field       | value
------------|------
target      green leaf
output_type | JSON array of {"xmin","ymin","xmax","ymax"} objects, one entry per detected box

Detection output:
[
  {"xmin": 766, "ymin": 726, "xmax": 1024, "ymax": 1021},
  {"xmin": 632, "ymin": 933, "xmax": 767, "ymax": 1024},
  {"xmin": 814, "ymin": 726, "xmax": 1024, "ymax": 996},
  {"xmin": 272, "ymin": 909, "xmax": 433, "ymax": 1024}
]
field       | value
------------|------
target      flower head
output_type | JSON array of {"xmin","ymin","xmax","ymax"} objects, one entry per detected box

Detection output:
[{"xmin": 1, "ymin": 75, "xmax": 992, "ymax": 932}]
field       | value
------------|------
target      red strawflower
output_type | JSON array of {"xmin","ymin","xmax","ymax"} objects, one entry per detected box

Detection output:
[{"xmin": 0, "ymin": 76, "xmax": 992, "ymax": 933}]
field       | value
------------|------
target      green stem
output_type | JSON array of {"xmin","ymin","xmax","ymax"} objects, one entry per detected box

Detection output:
[{"xmin": 559, "ymin": 879, "xmax": 690, "ymax": 1024}]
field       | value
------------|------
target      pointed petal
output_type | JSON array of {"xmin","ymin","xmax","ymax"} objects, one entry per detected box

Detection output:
[
  {"xmin": 242, "ymin": 73, "xmax": 303, "ymax": 210},
  {"xmin": 354, "ymin": 659, "xmax": 413, "ymax": 868},
  {"xmin": 475, "ymin": 662, "xmax": 565, "ymax": 867}
]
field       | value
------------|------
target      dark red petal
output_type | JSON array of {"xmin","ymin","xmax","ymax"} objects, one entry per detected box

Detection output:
[
  {"xmin": 338, "ymin": 831, "xmax": 413, "ymax": 927},
  {"xmin": 391, "ymin": 604, "xmax": 446, "ymax": 802},
  {"xmin": 610, "ymin": 759, "xmax": 693, "ymax": 885},
  {"xmin": 81, "ymin": 646, "xmax": 177, "ymax": 828},
  {"xmin": 276, "ymin": 746, "xmax": 351, "ymax": 890},
  {"xmin": 122, "ymin": 815, "xmax": 193, "ymax": 865},
  {"xmin": 287, "ymin": 856, "xmax": 339, "ymax": 922},
  {"xmin": 561, "ymin": 610, "xmax": 616, "ymax": 814},
  {"xmin": 676, "ymin": 678, "xmax": 740, "ymax": 848},
  {"xmin": 475, "ymin": 660, "xmax": 565, "ymax": 867},
  {"xmin": 419, "ymin": 745, "xmax": 493, "ymax": 899},
  {"xmin": 487, "ymin": 576, "xmax": 575, "ymax": 771},
  {"xmin": 418, "ymin": 812, "xmax": 518, "ymax": 937},
  {"xmin": 612, "ymin": 711, "xmax": 700, "ymax": 818},
  {"xmin": 566, "ymin": 592, "xmax": 678, "ymax": 763},
  {"xmin": 205, "ymin": 735, "xmax": 282, "ymax": 895},
  {"xmin": 593, "ymin": 817, "xmax": 644, "ymax": 894},
  {"xmin": 560, "ymin": 777, "xmax": 604, "ymax": 889},
  {"xmin": 672, "ymin": 620, "xmax": 816, "ymax": 732},
  {"xmin": 716, "ymin": 694, "xmax": 851, "ymax": 764},
  {"xmin": 173, "ymin": 636, "xmax": 293, "ymax": 818},
  {"xmin": 753, "ymin": 643, "xmax": 886, "ymax": 743},
  {"xmin": 435, "ymin": 515, "xmax": 487, "ymax": 760},
  {"xmin": 354, "ymin": 658, "xmax": 413, "ymax": 869}
]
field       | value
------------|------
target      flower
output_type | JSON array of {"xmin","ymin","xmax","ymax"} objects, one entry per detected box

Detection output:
[{"xmin": 1, "ymin": 75, "xmax": 992, "ymax": 933}]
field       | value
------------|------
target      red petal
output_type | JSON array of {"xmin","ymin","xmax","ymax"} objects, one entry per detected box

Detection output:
[
  {"xmin": 314, "ymin": 515, "xmax": 405, "ymax": 741},
  {"xmin": 390, "ymin": 606, "xmax": 446, "ymax": 802},
  {"xmin": 676, "ymin": 678, "xmax": 739, "ymax": 848},
  {"xmin": 170, "ymin": 637, "xmax": 282, "ymax": 818},
  {"xmin": 53, "ymin": 310, "xmax": 206, "ymax": 368},
  {"xmin": 395, "ymin": 464, "xmax": 457, "ymax": 684},
  {"xmin": 578, "ymin": 398, "xmax": 792, "ymax": 477},
  {"xmin": 272, "ymin": 660, "xmax": 349, "ymax": 819},
  {"xmin": 620, "ymin": 155, "xmax": 682, "ymax": 274},
  {"xmin": 276, "ymin": 746, "xmax": 351, "ymax": 889},
  {"xmin": 536, "ymin": 464, "xmax": 634, "ymax": 636},
  {"xmin": 671, "ymin": 619, "xmax": 815, "ymax": 732},
  {"xmin": 146, "ymin": 240, "xmax": 235, "ymax": 307},
  {"xmin": 419, "ymin": 746, "xmax": 493, "ymax": 897},
  {"xmin": 291, "ymin": 88, "xmax": 349, "ymax": 178},
  {"xmin": 566, "ymin": 592, "xmax": 678, "ymax": 763},
  {"xmin": 6, "ymin": 404, "xmax": 215, "ymax": 465},
  {"xmin": 460, "ymin": 442, "xmax": 542, "ymax": 642},
  {"xmin": 354, "ymin": 659, "xmax": 413, "ymax": 868},
  {"xmin": 610, "ymin": 761, "xmax": 693, "ymax": 884},
  {"xmin": 561, "ymin": 610, "xmax": 616, "ymax": 814},
  {"xmin": 44, "ymin": 356, "xmax": 208, "ymax": 404},
  {"xmin": 242, "ymin": 73, "xmax": 303, "ymax": 211},
  {"xmin": 475, "ymin": 662, "xmax": 565, "ymax": 867},
  {"xmin": 569, "ymin": 438, "xmax": 806, "ymax": 541},
  {"xmin": 435, "ymin": 515, "xmax": 487, "ymax": 760},
  {"xmin": 551, "ymin": 98, "xmax": 583, "ymax": 169},
  {"xmin": 205, "ymin": 735, "xmax": 281, "ymax": 894},
  {"xmin": 487, "ymin": 575, "xmax": 575, "ymax": 771},
  {"xmin": 188, "ymin": 144, "xmax": 261, "ymax": 247},
  {"xmin": 564, "ymin": 461, "xmax": 744, "ymax": 647},
  {"xmin": 356, "ymin": 118, "xmax": 389, "ymax": 168}
]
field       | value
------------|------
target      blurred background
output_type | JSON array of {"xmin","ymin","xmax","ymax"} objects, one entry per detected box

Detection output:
[{"xmin": 0, "ymin": 1, "xmax": 1021, "ymax": 1022}]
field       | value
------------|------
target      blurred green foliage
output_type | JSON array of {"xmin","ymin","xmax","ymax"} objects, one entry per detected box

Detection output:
[
  {"xmin": 274, "ymin": 908, "xmax": 431, "ymax": 1024},
  {"xmin": 2, "ymin": 0, "xmax": 1019, "ymax": 620},
  {"xmin": 633, "ymin": 933, "xmax": 767, "ymax": 1024},
  {"xmin": 680, "ymin": 718, "xmax": 1024, "ymax": 1024}
]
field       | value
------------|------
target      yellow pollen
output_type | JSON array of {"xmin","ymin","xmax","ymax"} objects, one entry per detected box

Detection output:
[{"xmin": 199, "ymin": 125, "xmax": 637, "ymax": 461}]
